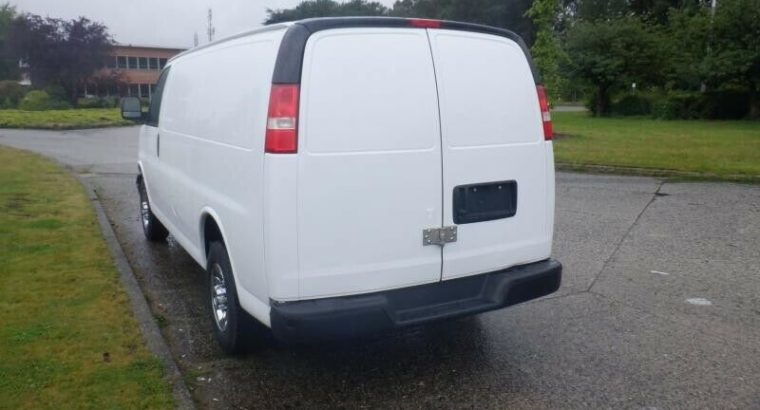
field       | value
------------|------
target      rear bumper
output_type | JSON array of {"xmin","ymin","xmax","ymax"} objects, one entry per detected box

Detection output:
[{"xmin": 270, "ymin": 258, "xmax": 562, "ymax": 342}]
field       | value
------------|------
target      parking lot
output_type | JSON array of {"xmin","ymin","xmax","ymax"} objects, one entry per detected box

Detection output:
[{"xmin": 2, "ymin": 127, "xmax": 759, "ymax": 409}]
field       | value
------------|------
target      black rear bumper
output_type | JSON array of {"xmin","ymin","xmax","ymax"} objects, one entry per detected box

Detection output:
[{"xmin": 270, "ymin": 258, "xmax": 561, "ymax": 343}]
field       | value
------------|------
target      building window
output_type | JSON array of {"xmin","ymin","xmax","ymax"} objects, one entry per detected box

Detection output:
[
  {"xmin": 159, "ymin": 58, "xmax": 167, "ymax": 69},
  {"xmin": 111, "ymin": 56, "xmax": 118, "ymax": 68},
  {"xmin": 149, "ymin": 84, "xmax": 156, "ymax": 95},
  {"xmin": 128, "ymin": 84, "xmax": 139, "ymax": 97},
  {"xmin": 149, "ymin": 57, "xmax": 158, "ymax": 70},
  {"xmin": 117, "ymin": 56, "xmax": 127, "ymax": 69},
  {"xmin": 138, "ymin": 57, "xmax": 148, "ymax": 69},
  {"xmin": 127, "ymin": 57, "xmax": 137, "ymax": 69},
  {"xmin": 140, "ymin": 84, "xmax": 150, "ymax": 98}
]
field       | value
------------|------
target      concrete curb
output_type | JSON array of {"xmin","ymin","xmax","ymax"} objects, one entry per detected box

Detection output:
[
  {"xmin": 78, "ymin": 176, "xmax": 196, "ymax": 410},
  {"xmin": 556, "ymin": 162, "xmax": 760, "ymax": 183}
]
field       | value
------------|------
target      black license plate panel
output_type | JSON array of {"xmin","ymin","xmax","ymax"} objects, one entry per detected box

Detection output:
[{"xmin": 453, "ymin": 180, "xmax": 517, "ymax": 224}]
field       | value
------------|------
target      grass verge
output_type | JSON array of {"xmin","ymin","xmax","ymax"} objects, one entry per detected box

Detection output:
[
  {"xmin": 0, "ymin": 146, "xmax": 173, "ymax": 409},
  {"xmin": 0, "ymin": 108, "xmax": 133, "ymax": 129},
  {"xmin": 552, "ymin": 112, "xmax": 760, "ymax": 181}
]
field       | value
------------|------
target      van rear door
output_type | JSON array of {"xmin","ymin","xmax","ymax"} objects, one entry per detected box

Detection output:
[
  {"xmin": 427, "ymin": 29, "xmax": 553, "ymax": 280},
  {"xmin": 296, "ymin": 28, "xmax": 443, "ymax": 298}
]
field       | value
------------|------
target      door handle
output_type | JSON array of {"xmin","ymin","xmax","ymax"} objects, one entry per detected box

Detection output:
[{"xmin": 156, "ymin": 133, "xmax": 160, "ymax": 157}]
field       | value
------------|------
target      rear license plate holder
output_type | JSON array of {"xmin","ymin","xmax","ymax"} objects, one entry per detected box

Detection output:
[{"xmin": 453, "ymin": 180, "xmax": 517, "ymax": 224}]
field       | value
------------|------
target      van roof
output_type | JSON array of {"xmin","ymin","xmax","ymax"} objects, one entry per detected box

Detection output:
[
  {"xmin": 170, "ymin": 22, "xmax": 292, "ymax": 63},
  {"xmin": 171, "ymin": 17, "xmax": 539, "ymax": 83}
]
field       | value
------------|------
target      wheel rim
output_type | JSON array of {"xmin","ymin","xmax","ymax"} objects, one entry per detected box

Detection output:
[
  {"xmin": 210, "ymin": 264, "xmax": 229, "ymax": 332},
  {"xmin": 140, "ymin": 200, "xmax": 150, "ymax": 228},
  {"xmin": 139, "ymin": 188, "xmax": 150, "ymax": 228}
]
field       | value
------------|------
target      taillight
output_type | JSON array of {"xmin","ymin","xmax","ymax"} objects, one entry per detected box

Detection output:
[
  {"xmin": 265, "ymin": 84, "xmax": 299, "ymax": 153},
  {"xmin": 409, "ymin": 18, "xmax": 442, "ymax": 28},
  {"xmin": 536, "ymin": 85, "xmax": 553, "ymax": 141}
]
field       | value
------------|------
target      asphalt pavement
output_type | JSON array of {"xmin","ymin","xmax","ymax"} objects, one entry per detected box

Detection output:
[{"xmin": 2, "ymin": 127, "xmax": 759, "ymax": 409}]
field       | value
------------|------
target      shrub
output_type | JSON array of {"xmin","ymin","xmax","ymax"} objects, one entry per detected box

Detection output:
[
  {"xmin": 0, "ymin": 80, "xmax": 27, "ymax": 108},
  {"xmin": 101, "ymin": 96, "xmax": 119, "ymax": 108},
  {"xmin": 44, "ymin": 85, "xmax": 68, "ymax": 102},
  {"xmin": 701, "ymin": 90, "xmax": 750, "ymax": 119},
  {"xmin": 651, "ymin": 90, "xmax": 752, "ymax": 120},
  {"xmin": 76, "ymin": 96, "xmax": 116, "ymax": 109},
  {"xmin": 18, "ymin": 90, "xmax": 72, "ymax": 111},
  {"xmin": 612, "ymin": 94, "xmax": 652, "ymax": 116},
  {"xmin": 19, "ymin": 90, "xmax": 51, "ymax": 111},
  {"xmin": 651, "ymin": 91, "xmax": 702, "ymax": 119},
  {"xmin": 77, "ymin": 97, "xmax": 101, "ymax": 109}
]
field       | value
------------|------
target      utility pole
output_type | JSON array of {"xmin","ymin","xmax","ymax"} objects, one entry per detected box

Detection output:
[{"xmin": 207, "ymin": 8, "xmax": 215, "ymax": 43}]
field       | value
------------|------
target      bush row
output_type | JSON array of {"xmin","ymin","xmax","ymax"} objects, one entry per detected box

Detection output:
[
  {"xmin": 76, "ymin": 96, "xmax": 120, "ymax": 109},
  {"xmin": 609, "ymin": 91, "xmax": 751, "ymax": 119},
  {"xmin": 0, "ymin": 80, "xmax": 124, "ymax": 110}
]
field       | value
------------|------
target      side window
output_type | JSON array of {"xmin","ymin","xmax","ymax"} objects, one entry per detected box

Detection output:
[{"xmin": 147, "ymin": 67, "xmax": 171, "ymax": 127}]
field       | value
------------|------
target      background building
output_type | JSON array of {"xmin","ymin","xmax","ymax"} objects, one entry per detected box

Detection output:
[{"xmin": 96, "ymin": 44, "xmax": 184, "ymax": 99}]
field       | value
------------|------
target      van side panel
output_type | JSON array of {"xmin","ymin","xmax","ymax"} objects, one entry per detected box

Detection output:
[
  {"xmin": 427, "ymin": 30, "xmax": 552, "ymax": 280},
  {"xmin": 294, "ymin": 28, "xmax": 443, "ymax": 299},
  {"xmin": 263, "ymin": 155, "xmax": 300, "ymax": 300},
  {"xmin": 158, "ymin": 29, "xmax": 285, "ymax": 320}
]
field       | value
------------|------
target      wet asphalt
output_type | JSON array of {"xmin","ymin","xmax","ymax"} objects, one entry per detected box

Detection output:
[{"xmin": 2, "ymin": 127, "xmax": 759, "ymax": 409}]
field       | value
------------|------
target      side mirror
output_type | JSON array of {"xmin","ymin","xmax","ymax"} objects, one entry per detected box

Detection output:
[{"xmin": 121, "ymin": 97, "xmax": 144, "ymax": 121}]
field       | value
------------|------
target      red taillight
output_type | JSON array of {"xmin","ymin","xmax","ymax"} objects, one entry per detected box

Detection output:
[
  {"xmin": 536, "ymin": 85, "xmax": 553, "ymax": 141},
  {"xmin": 409, "ymin": 18, "xmax": 442, "ymax": 28},
  {"xmin": 265, "ymin": 84, "xmax": 300, "ymax": 153}
]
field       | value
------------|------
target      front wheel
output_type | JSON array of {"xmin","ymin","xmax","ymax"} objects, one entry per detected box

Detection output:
[{"xmin": 137, "ymin": 177, "xmax": 169, "ymax": 242}]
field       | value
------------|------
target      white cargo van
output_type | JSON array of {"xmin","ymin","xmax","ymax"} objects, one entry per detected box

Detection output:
[{"xmin": 122, "ymin": 17, "xmax": 562, "ymax": 353}]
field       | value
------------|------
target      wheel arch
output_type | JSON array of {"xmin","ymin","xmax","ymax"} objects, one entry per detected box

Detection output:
[
  {"xmin": 199, "ymin": 208, "xmax": 229, "ymax": 266},
  {"xmin": 136, "ymin": 164, "xmax": 144, "ymax": 186}
]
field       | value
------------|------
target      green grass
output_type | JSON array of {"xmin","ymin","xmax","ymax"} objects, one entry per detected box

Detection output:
[
  {"xmin": 552, "ymin": 112, "xmax": 760, "ymax": 181},
  {"xmin": 0, "ymin": 146, "xmax": 173, "ymax": 409},
  {"xmin": 0, "ymin": 108, "xmax": 133, "ymax": 129}
]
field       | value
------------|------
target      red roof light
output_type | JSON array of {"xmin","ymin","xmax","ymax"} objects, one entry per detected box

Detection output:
[{"xmin": 409, "ymin": 19, "xmax": 442, "ymax": 28}]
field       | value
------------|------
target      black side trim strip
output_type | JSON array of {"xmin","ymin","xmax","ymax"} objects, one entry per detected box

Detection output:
[
  {"xmin": 272, "ymin": 23, "xmax": 311, "ymax": 84},
  {"xmin": 271, "ymin": 17, "xmax": 540, "ymax": 84}
]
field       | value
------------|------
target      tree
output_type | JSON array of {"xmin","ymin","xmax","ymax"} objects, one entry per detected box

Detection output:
[
  {"xmin": 564, "ymin": 17, "xmax": 661, "ymax": 115},
  {"xmin": 570, "ymin": 0, "xmax": 629, "ymax": 22},
  {"xmin": 707, "ymin": 0, "xmax": 760, "ymax": 118},
  {"xmin": 661, "ymin": 6, "xmax": 710, "ymax": 91},
  {"xmin": 9, "ymin": 14, "xmax": 113, "ymax": 102},
  {"xmin": 0, "ymin": 3, "xmax": 17, "ymax": 80},
  {"xmin": 525, "ymin": 0, "xmax": 567, "ymax": 101},
  {"xmin": 266, "ymin": 0, "xmax": 537, "ymax": 45},
  {"xmin": 265, "ymin": 0, "xmax": 388, "ymax": 24},
  {"xmin": 391, "ymin": 0, "xmax": 537, "ymax": 45}
]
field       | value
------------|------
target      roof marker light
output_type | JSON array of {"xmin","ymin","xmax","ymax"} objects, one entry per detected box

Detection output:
[{"xmin": 409, "ymin": 18, "xmax": 442, "ymax": 28}]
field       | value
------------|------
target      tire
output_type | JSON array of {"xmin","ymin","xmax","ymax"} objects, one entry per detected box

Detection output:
[
  {"xmin": 207, "ymin": 241, "xmax": 262, "ymax": 354},
  {"xmin": 137, "ymin": 177, "xmax": 169, "ymax": 242}
]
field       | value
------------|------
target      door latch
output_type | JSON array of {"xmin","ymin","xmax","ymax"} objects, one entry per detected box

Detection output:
[{"xmin": 423, "ymin": 226, "xmax": 457, "ymax": 246}]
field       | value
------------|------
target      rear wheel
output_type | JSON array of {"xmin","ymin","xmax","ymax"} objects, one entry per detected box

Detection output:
[
  {"xmin": 137, "ymin": 177, "xmax": 169, "ymax": 242},
  {"xmin": 207, "ymin": 241, "xmax": 262, "ymax": 354}
]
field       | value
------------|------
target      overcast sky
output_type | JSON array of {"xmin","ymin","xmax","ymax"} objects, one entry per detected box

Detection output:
[{"xmin": 12, "ymin": 0, "xmax": 397, "ymax": 49}]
